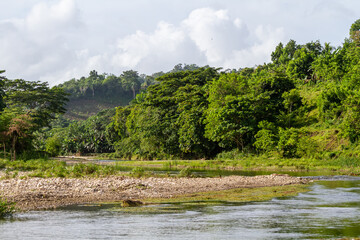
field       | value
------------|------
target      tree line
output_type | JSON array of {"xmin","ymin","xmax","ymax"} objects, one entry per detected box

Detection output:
[
  {"xmin": 1, "ymin": 20, "xmax": 360, "ymax": 161},
  {"xmin": 0, "ymin": 77, "xmax": 68, "ymax": 160}
]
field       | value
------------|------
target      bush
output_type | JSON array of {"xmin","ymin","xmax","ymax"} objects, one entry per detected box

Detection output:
[
  {"xmin": 216, "ymin": 149, "xmax": 245, "ymax": 160},
  {"xmin": 0, "ymin": 198, "xmax": 15, "ymax": 218},
  {"xmin": 277, "ymin": 128, "xmax": 318, "ymax": 158},
  {"xmin": 254, "ymin": 121, "xmax": 277, "ymax": 152},
  {"xmin": 130, "ymin": 167, "xmax": 145, "ymax": 178},
  {"xmin": 45, "ymin": 134, "xmax": 63, "ymax": 157},
  {"xmin": 0, "ymin": 160, "xmax": 6, "ymax": 169},
  {"xmin": 277, "ymin": 128, "xmax": 300, "ymax": 158},
  {"xmin": 178, "ymin": 167, "xmax": 192, "ymax": 177},
  {"xmin": 70, "ymin": 163, "xmax": 99, "ymax": 177}
]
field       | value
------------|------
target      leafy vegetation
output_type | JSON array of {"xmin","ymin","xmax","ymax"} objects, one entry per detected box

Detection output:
[
  {"xmin": 58, "ymin": 64, "xmax": 199, "ymax": 120},
  {"xmin": 1, "ymin": 20, "xmax": 360, "ymax": 172},
  {"xmin": 143, "ymin": 184, "xmax": 310, "ymax": 205},
  {"xmin": 0, "ymin": 76, "xmax": 68, "ymax": 160},
  {"xmin": 102, "ymin": 19, "xmax": 360, "ymax": 168},
  {"xmin": 0, "ymin": 198, "xmax": 15, "ymax": 218}
]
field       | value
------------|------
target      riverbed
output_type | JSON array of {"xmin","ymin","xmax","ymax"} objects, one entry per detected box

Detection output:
[
  {"xmin": 0, "ymin": 174, "xmax": 307, "ymax": 210},
  {"xmin": 1, "ymin": 177, "xmax": 360, "ymax": 239}
]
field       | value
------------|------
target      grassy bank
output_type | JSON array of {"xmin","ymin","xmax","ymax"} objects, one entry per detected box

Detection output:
[
  {"xmin": 0, "ymin": 198, "xmax": 15, "ymax": 218},
  {"xmin": 107, "ymin": 184, "xmax": 311, "ymax": 214},
  {"xmin": 0, "ymin": 158, "xmax": 138, "ymax": 179},
  {"xmin": 1, "ymin": 152, "xmax": 360, "ymax": 180},
  {"xmin": 97, "ymin": 156, "xmax": 360, "ymax": 175},
  {"xmin": 144, "ymin": 184, "xmax": 311, "ymax": 205}
]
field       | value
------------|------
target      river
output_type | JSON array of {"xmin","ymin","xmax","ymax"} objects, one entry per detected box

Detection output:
[{"xmin": 1, "ymin": 177, "xmax": 360, "ymax": 239}]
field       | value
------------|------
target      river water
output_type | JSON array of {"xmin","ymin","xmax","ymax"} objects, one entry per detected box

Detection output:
[{"xmin": 1, "ymin": 177, "xmax": 360, "ymax": 239}]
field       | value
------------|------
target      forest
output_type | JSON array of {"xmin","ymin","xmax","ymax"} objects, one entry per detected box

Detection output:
[{"xmin": 1, "ymin": 19, "xmax": 360, "ymax": 166}]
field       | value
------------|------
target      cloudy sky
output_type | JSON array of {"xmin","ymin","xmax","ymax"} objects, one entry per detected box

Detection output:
[{"xmin": 0, "ymin": 0, "xmax": 359, "ymax": 85}]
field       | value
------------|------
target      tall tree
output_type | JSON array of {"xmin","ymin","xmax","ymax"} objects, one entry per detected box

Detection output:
[
  {"xmin": 0, "ymin": 70, "xmax": 6, "ymax": 112},
  {"xmin": 121, "ymin": 70, "xmax": 141, "ymax": 98},
  {"xmin": 350, "ymin": 19, "xmax": 360, "ymax": 45},
  {"xmin": 6, "ymin": 113, "xmax": 33, "ymax": 161},
  {"xmin": 3, "ymin": 79, "xmax": 68, "ymax": 129}
]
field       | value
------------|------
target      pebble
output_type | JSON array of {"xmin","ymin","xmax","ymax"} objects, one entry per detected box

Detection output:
[{"xmin": 0, "ymin": 174, "xmax": 308, "ymax": 211}]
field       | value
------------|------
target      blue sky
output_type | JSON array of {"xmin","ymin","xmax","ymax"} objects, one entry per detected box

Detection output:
[{"xmin": 0, "ymin": 0, "xmax": 359, "ymax": 85}]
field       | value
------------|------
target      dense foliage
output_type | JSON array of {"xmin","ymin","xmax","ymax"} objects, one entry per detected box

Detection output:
[
  {"xmin": 107, "ymin": 19, "xmax": 360, "ymax": 160},
  {"xmin": 2, "ymin": 20, "xmax": 360, "ymax": 164},
  {"xmin": 0, "ymin": 197, "xmax": 14, "ymax": 218},
  {"xmin": 58, "ymin": 65, "xmax": 201, "ymax": 120},
  {"xmin": 0, "ymin": 76, "xmax": 68, "ymax": 160}
]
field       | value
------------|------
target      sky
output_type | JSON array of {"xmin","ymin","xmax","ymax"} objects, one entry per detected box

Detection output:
[{"xmin": 0, "ymin": 0, "xmax": 359, "ymax": 86}]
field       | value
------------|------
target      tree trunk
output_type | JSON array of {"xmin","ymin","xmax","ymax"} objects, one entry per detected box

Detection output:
[
  {"xmin": 2, "ymin": 141, "xmax": 5, "ymax": 158},
  {"xmin": 132, "ymin": 87, "xmax": 136, "ymax": 99},
  {"xmin": 11, "ymin": 135, "xmax": 17, "ymax": 161}
]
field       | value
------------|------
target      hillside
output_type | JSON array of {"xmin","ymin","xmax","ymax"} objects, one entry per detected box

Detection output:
[
  {"xmin": 58, "ymin": 70, "xmax": 142, "ymax": 120},
  {"xmin": 58, "ymin": 64, "xmax": 199, "ymax": 120},
  {"xmin": 18, "ymin": 19, "xmax": 360, "ymax": 168}
]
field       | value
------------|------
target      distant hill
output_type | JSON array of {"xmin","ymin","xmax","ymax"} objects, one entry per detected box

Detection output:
[
  {"xmin": 58, "ymin": 64, "xmax": 201, "ymax": 120},
  {"xmin": 63, "ymin": 98, "xmax": 128, "ymax": 120},
  {"xmin": 58, "ymin": 70, "xmax": 154, "ymax": 120}
]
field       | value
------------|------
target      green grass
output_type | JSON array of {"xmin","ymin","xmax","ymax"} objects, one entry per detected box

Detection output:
[
  {"xmin": 0, "ymin": 198, "xmax": 15, "ymax": 218},
  {"xmin": 2, "ymin": 147, "xmax": 360, "ymax": 180},
  {"xmin": 142, "ymin": 184, "xmax": 311, "ymax": 205},
  {"xmin": 95, "ymin": 155, "xmax": 360, "ymax": 175},
  {"xmin": 99, "ymin": 184, "xmax": 311, "ymax": 214},
  {"xmin": 0, "ymin": 158, "xmax": 175, "ymax": 179}
]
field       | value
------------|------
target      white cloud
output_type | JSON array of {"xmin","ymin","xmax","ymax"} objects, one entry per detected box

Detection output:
[
  {"xmin": 111, "ymin": 21, "xmax": 194, "ymax": 71},
  {"xmin": 26, "ymin": 0, "xmax": 80, "ymax": 32},
  {"xmin": 182, "ymin": 8, "xmax": 249, "ymax": 64},
  {"xmin": 109, "ymin": 7, "xmax": 284, "ymax": 74},
  {"xmin": 225, "ymin": 25, "xmax": 284, "ymax": 68},
  {"xmin": 0, "ymin": 0, "xmax": 83, "ymax": 85},
  {"xmin": 1, "ymin": 2, "xmax": 285, "ymax": 85}
]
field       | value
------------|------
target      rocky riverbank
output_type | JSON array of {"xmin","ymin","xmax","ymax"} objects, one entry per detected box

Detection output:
[{"xmin": 0, "ymin": 174, "xmax": 309, "ymax": 211}]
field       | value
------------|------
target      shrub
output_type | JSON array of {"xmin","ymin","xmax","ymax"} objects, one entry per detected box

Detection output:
[
  {"xmin": 277, "ymin": 128, "xmax": 318, "ymax": 158},
  {"xmin": 277, "ymin": 128, "xmax": 300, "ymax": 158},
  {"xmin": 0, "ymin": 160, "xmax": 6, "ymax": 169},
  {"xmin": 0, "ymin": 198, "xmax": 15, "ymax": 218},
  {"xmin": 178, "ymin": 167, "xmax": 192, "ymax": 177},
  {"xmin": 71, "ymin": 163, "xmax": 99, "ymax": 177},
  {"xmin": 130, "ymin": 167, "xmax": 145, "ymax": 178},
  {"xmin": 45, "ymin": 134, "xmax": 63, "ymax": 157},
  {"xmin": 254, "ymin": 121, "xmax": 277, "ymax": 152}
]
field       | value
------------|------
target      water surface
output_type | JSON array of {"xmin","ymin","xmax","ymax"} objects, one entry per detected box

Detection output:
[{"xmin": 1, "ymin": 178, "xmax": 360, "ymax": 239}]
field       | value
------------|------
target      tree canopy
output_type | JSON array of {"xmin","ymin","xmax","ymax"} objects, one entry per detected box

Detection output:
[{"xmin": 3, "ymin": 20, "xmax": 360, "ymax": 162}]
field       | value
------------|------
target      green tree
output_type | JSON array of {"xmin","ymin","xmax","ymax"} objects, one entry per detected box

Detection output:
[
  {"xmin": 317, "ymin": 84, "xmax": 349, "ymax": 121},
  {"xmin": 311, "ymin": 43, "xmax": 345, "ymax": 81},
  {"xmin": 350, "ymin": 19, "xmax": 360, "ymax": 45},
  {"xmin": 113, "ymin": 106, "xmax": 132, "ymax": 140},
  {"xmin": 45, "ymin": 132, "xmax": 63, "ymax": 156},
  {"xmin": 251, "ymin": 71, "xmax": 296, "ymax": 123},
  {"xmin": 6, "ymin": 112, "xmax": 33, "ymax": 160},
  {"xmin": 0, "ymin": 70, "xmax": 6, "ymax": 112},
  {"xmin": 277, "ymin": 127, "xmax": 300, "ymax": 158},
  {"xmin": 116, "ymin": 67, "xmax": 219, "ymax": 159},
  {"xmin": 286, "ymin": 41, "xmax": 323, "ymax": 80},
  {"xmin": 342, "ymin": 91, "xmax": 360, "ymax": 143},
  {"xmin": 121, "ymin": 70, "xmax": 141, "ymax": 99},
  {"xmin": 205, "ymin": 95, "xmax": 256, "ymax": 150},
  {"xmin": 253, "ymin": 121, "xmax": 277, "ymax": 152},
  {"xmin": 0, "ymin": 110, "xmax": 13, "ymax": 157},
  {"xmin": 271, "ymin": 40, "xmax": 299, "ymax": 66},
  {"xmin": 3, "ymin": 79, "xmax": 68, "ymax": 129},
  {"xmin": 205, "ymin": 73, "xmax": 253, "ymax": 150},
  {"xmin": 279, "ymin": 89, "xmax": 303, "ymax": 128}
]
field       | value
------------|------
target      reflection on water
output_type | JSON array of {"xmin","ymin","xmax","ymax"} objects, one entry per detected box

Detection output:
[{"xmin": 1, "ymin": 179, "xmax": 360, "ymax": 239}]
